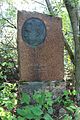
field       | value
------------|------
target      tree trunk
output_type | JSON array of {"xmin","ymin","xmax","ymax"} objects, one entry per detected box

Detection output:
[
  {"xmin": 45, "ymin": 0, "xmax": 80, "ymax": 102},
  {"xmin": 63, "ymin": 0, "xmax": 80, "ymax": 102},
  {"xmin": 45, "ymin": 0, "xmax": 74, "ymax": 65}
]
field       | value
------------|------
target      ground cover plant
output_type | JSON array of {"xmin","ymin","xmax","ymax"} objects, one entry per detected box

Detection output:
[
  {"xmin": 0, "ymin": 83, "xmax": 80, "ymax": 120},
  {"xmin": 0, "ymin": 0, "xmax": 80, "ymax": 120},
  {"xmin": 0, "ymin": 83, "xmax": 17, "ymax": 120}
]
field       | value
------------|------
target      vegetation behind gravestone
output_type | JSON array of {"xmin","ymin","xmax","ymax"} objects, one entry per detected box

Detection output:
[
  {"xmin": 0, "ymin": 0, "xmax": 75, "ymax": 84},
  {"xmin": 0, "ymin": 1, "xmax": 80, "ymax": 120},
  {"xmin": 0, "ymin": 2, "xmax": 18, "ymax": 82},
  {"xmin": 0, "ymin": 39, "xmax": 19, "ymax": 82}
]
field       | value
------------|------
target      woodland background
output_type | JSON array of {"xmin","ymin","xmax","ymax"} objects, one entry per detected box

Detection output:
[{"xmin": 0, "ymin": 0, "xmax": 80, "ymax": 119}]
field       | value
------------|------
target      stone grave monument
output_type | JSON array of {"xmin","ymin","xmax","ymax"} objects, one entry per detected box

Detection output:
[{"xmin": 17, "ymin": 11, "xmax": 64, "ymax": 94}]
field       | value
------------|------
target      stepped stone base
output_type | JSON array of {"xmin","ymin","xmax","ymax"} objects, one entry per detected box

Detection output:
[{"xmin": 19, "ymin": 80, "xmax": 66, "ymax": 99}]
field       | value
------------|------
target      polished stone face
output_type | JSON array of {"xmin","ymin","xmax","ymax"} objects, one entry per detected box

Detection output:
[{"xmin": 22, "ymin": 18, "xmax": 46, "ymax": 48}]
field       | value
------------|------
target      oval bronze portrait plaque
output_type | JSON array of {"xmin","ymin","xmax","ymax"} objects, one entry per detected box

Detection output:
[{"xmin": 22, "ymin": 18, "xmax": 46, "ymax": 48}]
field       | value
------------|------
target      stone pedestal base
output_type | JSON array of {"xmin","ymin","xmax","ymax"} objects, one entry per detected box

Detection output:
[{"xmin": 19, "ymin": 80, "xmax": 66, "ymax": 99}]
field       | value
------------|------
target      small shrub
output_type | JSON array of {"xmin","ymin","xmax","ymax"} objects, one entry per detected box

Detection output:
[
  {"xmin": 16, "ymin": 91, "xmax": 53, "ymax": 120},
  {"xmin": 0, "ymin": 83, "xmax": 80, "ymax": 120},
  {"xmin": 0, "ymin": 83, "xmax": 17, "ymax": 120}
]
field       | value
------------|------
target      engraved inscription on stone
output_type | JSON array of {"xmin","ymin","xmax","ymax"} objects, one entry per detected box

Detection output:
[
  {"xmin": 22, "ymin": 17, "xmax": 46, "ymax": 48},
  {"xmin": 27, "ymin": 64, "xmax": 47, "ymax": 72}
]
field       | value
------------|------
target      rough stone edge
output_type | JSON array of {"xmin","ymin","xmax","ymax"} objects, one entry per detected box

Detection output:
[{"xmin": 19, "ymin": 80, "xmax": 66, "ymax": 99}]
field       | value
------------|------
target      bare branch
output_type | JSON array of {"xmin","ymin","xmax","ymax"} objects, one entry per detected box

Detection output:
[
  {"xmin": 64, "ymin": 37, "xmax": 75, "ymax": 65},
  {"xmin": 45, "ymin": 0, "xmax": 53, "ymax": 15},
  {"xmin": 3, "ymin": 17, "xmax": 17, "ymax": 29},
  {"xmin": 32, "ymin": 0, "xmax": 46, "ymax": 6},
  {"xmin": 45, "ymin": 0, "xmax": 75, "ymax": 65}
]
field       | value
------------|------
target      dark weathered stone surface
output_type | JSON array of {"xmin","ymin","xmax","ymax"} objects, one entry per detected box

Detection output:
[
  {"xmin": 19, "ymin": 82, "xmax": 44, "ymax": 92},
  {"xmin": 17, "ymin": 11, "xmax": 64, "ymax": 81},
  {"xmin": 19, "ymin": 80, "xmax": 66, "ymax": 98},
  {"xmin": 59, "ymin": 108, "xmax": 67, "ymax": 117}
]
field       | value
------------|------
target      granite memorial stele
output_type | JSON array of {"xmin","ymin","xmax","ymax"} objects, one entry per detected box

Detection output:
[{"xmin": 17, "ymin": 11, "xmax": 64, "ymax": 81}]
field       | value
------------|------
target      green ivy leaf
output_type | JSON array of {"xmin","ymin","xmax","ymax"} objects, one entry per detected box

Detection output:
[
  {"xmin": 46, "ymin": 99, "xmax": 53, "ymax": 106},
  {"xmin": 21, "ymin": 93, "xmax": 30, "ymax": 104},
  {"xmin": 48, "ymin": 107, "xmax": 53, "ymax": 114},
  {"xmin": 74, "ymin": 107, "xmax": 80, "ymax": 120},
  {"xmin": 63, "ymin": 114, "xmax": 72, "ymax": 120},
  {"xmin": 17, "ymin": 109, "xmax": 27, "ymax": 117},
  {"xmin": 63, "ymin": 90, "xmax": 69, "ymax": 96},
  {"xmin": 17, "ymin": 116, "xmax": 25, "ymax": 120},
  {"xmin": 45, "ymin": 91, "xmax": 52, "ymax": 98},
  {"xmin": 72, "ymin": 90, "xmax": 78, "ymax": 95},
  {"xmin": 69, "ymin": 105, "xmax": 76, "ymax": 110},
  {"xmin": 44, "ymin": 104, "xmax": 48, "ymax": 109},
  {"xmin": 31, "ymin": 106, "xmax": 43, "ymax": 116},
  {"xmin": 2, "ymin": 62, "xmax": 7, "ymax": 66},
  {"xmin": 66, "ymin": 106, "xmax": 75, "ymax": 113},
  {"xmin": 24, "ymin": 106, "xmax": 34, "ymax": 119},
  {"xmin": 44, "ymin": 113, "xmax": 53, "ymax": 120},
  {"xmin": 33, "ymin": 91, "xmax": 45, "ymax": 105}
]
